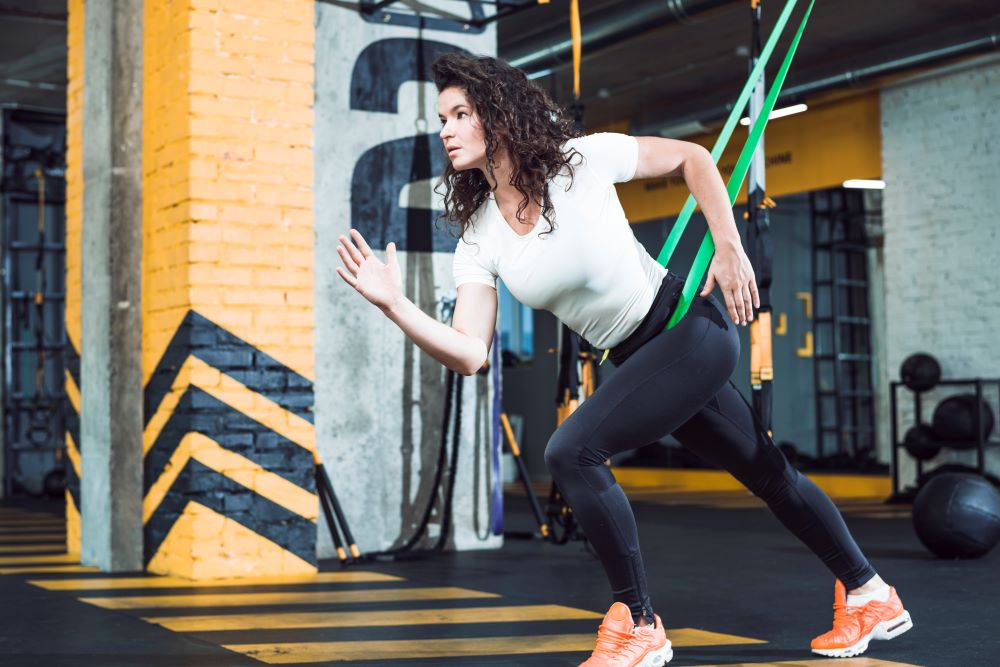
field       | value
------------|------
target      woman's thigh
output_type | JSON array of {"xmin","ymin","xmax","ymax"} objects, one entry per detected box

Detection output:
[{"xmin": 557, "ymin": 295, "xmax": 740, "ymax": 461}]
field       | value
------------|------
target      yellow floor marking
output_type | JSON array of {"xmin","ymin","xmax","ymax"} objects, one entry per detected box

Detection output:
[
  {"xmin": 668, "ymin": 628, "xmax": 767, "ymax": 646},
  {"xmin": 223, "ymin": 628, "xmax": 764, "ymax": 664},
  {"xmin": 610, "ymin": 467, "xmax": 891, "ymax": 499},
  {"xmin": 0, "ymin": 518, "xmax": 64, "ymax": 524},
  {"xmin": 31, "ymin": 571, "xmax": 403, "ymax": 591},
  {"xmin": 0, "ymin": 545, "xmax": 67, "ymax": 554},
  {"xmin": 82, "ymin": 586, "xmax": 499, "ymax": 610},
  {"xmin": 695, "ymin": 660, "xmax": 922, "ymax": 667},
  {"xmin": 0, "ymin": 534, "xmax": 65, "ymax": 543},
  {"xmin": 0, "ymin": 565, "xmax": 97, "ymax": 575},
  {"xmin": 0, "ymin": 553, "xmax": 78, "ymax": 565},
  {"xmin": 144, "ymin": 604, "xmax": 603, "ymax": 632}
]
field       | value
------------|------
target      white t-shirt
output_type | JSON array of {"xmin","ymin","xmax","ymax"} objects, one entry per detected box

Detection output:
[{"xmin": 452, "ymin": 132, "xmax": 666, "ymax": 350}]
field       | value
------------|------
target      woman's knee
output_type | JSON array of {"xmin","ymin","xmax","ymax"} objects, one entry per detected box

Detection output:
[
  {"xmin": 746, "ymin": 445, "xmax": 799, "ymax": 500},
  {"xmin": 544, "ymin": 427, "xmax": 605, "ymax": 480},
  {"xmin": 543, "ymin": 431, "xmax": 575, "ymax": 479}
]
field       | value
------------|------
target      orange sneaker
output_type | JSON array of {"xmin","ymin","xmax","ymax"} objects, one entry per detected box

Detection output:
[
  {"xmin": 578, "ymin": 602, "xmax": 673, "ymax": 667},
  {"xmin": 811, "ymin": 580, "xmax": 913, "ymax": 658}
]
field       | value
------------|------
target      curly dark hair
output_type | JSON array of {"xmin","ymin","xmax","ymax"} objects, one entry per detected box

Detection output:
[{"xmin": 431, "ymin": 52, "xmax": 581, "ymax": 240}]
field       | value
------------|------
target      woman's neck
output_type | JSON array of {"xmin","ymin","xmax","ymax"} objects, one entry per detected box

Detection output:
[{"xmin": 482, "ymin": 150, "xmax": 538, "ymax": 218}]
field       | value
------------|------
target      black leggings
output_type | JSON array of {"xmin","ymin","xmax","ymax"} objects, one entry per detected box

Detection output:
[{"xmin": 544, "ymin": 288, "xmax": 876, "ymax": 624}]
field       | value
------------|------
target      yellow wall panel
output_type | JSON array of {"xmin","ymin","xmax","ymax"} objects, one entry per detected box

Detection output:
[{"xmin": 618, "ymin": 94, "xmax": 881, "ymax": 222}]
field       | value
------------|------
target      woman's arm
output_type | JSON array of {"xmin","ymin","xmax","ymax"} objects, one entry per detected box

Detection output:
[
  {"xmin": 633, "ymin": 136, "xmax": 759, "ymax": 325},
  {"xmin": 336, "ymin": 229, "xmax": 496, "ymax": 375}
]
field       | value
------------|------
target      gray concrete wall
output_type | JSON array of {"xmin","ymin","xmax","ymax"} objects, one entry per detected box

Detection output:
[
  {"xmin": 79, "ymin": 0, "xmax": 143, "ymax": 571},
  {"xmin": 879, "ymin": 55, "xmax": 1000, "ymax": 488},
  {"xmin": 314, "ymin": 3, "xmax": 502, "ymax": 554}
]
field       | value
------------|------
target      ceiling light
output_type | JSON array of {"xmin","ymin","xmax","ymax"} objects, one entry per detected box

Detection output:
[
  {"xmin": 739, "ymin": 103, "xmax": 808, "ymax": 126},
  {"xmin": 843, "ymin": 179, "xmax": 886, "ymax": 190}
]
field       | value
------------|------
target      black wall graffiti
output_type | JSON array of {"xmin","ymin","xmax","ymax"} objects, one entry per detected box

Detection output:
[{"xmin": 349, "ymin": 38, "xmax": 472, "ymax": 252}]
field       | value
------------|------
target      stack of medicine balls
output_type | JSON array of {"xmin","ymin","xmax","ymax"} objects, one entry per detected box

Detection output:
[{"xmin": 899, "ymin": 353, "xmax": 1000, "ymax": 558}]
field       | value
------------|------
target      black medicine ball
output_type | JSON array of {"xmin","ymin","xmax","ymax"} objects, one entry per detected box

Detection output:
[
  {"xmin": 899, "ymin": 353, "xmax": 941, "ymax": 392},
  {"xmin": 931, "ymin": 394, "xmax": 995, "ymax": 448},
  {"xmin": 912, "ymin": 472, "xmax": 1000, "ymax": 558}
]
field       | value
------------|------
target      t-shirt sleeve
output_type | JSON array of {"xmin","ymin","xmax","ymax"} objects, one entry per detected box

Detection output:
[
  {"xmin": 572, "ymin": 132, "xmax": 640, "ymax": 184},
  {"xmin": 453, "ymin": 236, "xmax": 498, "ymax": 289}
]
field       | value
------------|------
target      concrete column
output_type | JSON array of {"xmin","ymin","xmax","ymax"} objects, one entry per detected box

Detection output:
[
  {"xmin": 314, "ymin": 3, "xmax": 502, "ymax": 555},
  {"xmin": 79, "ymin": 0, "xmax": 144, "ymax": 571}
]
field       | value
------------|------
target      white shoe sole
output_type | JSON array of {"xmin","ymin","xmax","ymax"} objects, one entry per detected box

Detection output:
[
  {"xmin": 639, "ymin": 641, "xmax": 673, "ymax": 666},
  {"xmin": 811, "ymin": 610, "xmax": 913, "ymax": 658}
]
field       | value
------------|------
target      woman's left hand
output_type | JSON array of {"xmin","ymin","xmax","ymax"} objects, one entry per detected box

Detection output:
[{"xmin": 700, "ymin": 243, "xmax": 760, "ymax": 326}]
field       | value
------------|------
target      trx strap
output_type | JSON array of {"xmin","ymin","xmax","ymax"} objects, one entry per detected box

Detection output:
[
  {"xmin": 659, "ymin": 0, "xmax": 815, "ymax": 330},
  {"xmin": 600, "ymin": 0, "xmax": 813, "ymax": 365},
  {"xmin": 746, "ymin": 1, "xmax": 776, "ymax": 437},
  {"xmin": 570, "ymin": 0, "xmax": 581, "ymax": 100},
  {"xmin": 489, "ymin": 331, "xmax": 504, "ymax": 535}
]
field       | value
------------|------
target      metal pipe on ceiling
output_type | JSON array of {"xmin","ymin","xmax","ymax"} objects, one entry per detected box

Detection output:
[
  {"xmin": 634, "ymin": 31, "xmax": 1000, "ymax": 137},
  {"xmin": 502, "ymin": 0, "xmax": 735, "ymax": 75}
]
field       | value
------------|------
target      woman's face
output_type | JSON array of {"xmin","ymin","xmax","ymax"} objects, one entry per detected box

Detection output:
[{"xmin": 437, "ymin": 86, "xmax": 487, "ymax": 171}]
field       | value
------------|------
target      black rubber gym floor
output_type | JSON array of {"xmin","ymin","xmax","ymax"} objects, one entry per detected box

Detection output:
[{"xmin": 2, "ymin": 491, "xmax": 997, "ymax": 666}]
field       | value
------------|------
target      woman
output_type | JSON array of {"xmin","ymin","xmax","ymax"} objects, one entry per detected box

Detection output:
[{"xmin": 335, "ymin": 53, "xmax": 912, "ymax": 666}]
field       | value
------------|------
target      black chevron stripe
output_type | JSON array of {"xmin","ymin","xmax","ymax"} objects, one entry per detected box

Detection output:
[
  {"xmin": 64, "ymin": 398, "xmax": 80, "ymax": 511},
  {"xmin": 65, "ymin": 339, "xmax": 80, "ymax": 390},
  {"xmin": 144, "ymin": 310, "xmax": 314, "ymax": 428},
  {"xmin": 143, "ymin": 386, "xmax": 314, "ymax": 498},
  {"xmin": 144, "ymin": 458, "xmax": 316, "ymax": 567}
]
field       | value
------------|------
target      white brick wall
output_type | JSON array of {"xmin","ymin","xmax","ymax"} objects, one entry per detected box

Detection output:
[{"xmin": 877, "ymin": 56, "xmax": 1000, "ymax": 488}]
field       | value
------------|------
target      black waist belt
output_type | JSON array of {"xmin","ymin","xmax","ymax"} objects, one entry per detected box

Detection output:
[{"xmin": 608, "ymin": 271, "xmax": 685, "ymax": 367}]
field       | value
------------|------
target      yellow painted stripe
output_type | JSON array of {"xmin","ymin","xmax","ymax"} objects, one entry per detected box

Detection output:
[
  {"xmin": 31, "ymin": 571, "xmax": 403, "ymax": 591},
  {"xmin": 0, "ymin": 545, "xmax": 67, "ymax": 554},
  {"xmin": 144, "ymin": 604, "xmax": 602, "ymax": 632},
  {"xmin": 0, "ymin": 518, "xmax": 64, "ymax": 525},
  {"xmin": 143, "ymin": 432, "xmax": 317, "ymax": 523},
  {"xmin": 223, "ymin": 628, "xmax": 765, "ymax": 664},
  {"xmin": 0, "ymin": 565, "xmax": 98, "ymax": 575},
  {"xmin": 202, "ymin": 356, "xmax": 316, "ymax": 453},
  {"xmin": 693, "ymin": 660, "xmax": 922, "ymax": 667},
  {"xmin": 82, "ymin": 587, "xmax": 499, "ymax": 610},
  {"xmin": 613, "ymin": 467, "xmax": 890, "ymax": 500},
  {"xmin": 0, "ymin": 554, "xmax": 78, "ymax": 565},
  {"xmin": 143, "ymin": 356, "xmax": 315, "ymax": 456},
  {"xmin": 65, "ymin": 367, "xmax": 81, "ymax": 413},
  {"xmin": 65, "ymin": 429, "xmax": 81, "ymax": 476},
  {"xmin": 143, "ymin": 364, "xmax": 188, "ymax": 456},
  {"xmin": 0, "ymin": 534, "xmax": 66, "ymax": 543}
]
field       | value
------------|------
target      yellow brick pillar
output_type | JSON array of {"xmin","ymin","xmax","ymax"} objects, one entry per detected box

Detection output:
[{"xmin": 139, "ymin": 0, "xmax": 318, "ymax": 578}]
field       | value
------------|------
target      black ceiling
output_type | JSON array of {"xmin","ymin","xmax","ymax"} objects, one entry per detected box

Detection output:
[
  {"xmin": 499, "ymin": 0, "xmax": 1000, "ymax": 134},
  {"xmin": 0, "ymin": 2, "xmax": 67, "ymax": 111},
  {"xmin": 2, "ymin": 0, "xmax": 998, "ymax": 130}
]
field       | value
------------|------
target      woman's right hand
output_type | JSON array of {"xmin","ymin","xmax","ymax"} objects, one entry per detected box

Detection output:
[{"xmin": 336, "ymin": 229, "xmax": 403, "ymax": 313}]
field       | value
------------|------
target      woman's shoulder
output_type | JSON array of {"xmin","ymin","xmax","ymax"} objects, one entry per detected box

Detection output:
[{"xmin": 456, "ymin": 198, "xmax": 495, "ymax": 244}]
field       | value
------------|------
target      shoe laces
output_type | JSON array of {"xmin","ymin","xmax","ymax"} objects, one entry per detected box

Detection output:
[
  {"xmin": 832, "ymin": 600, "xmax": 861, "ymax": 626},
  {"xmin": 592, "ymin": 622, "xmax": 633, "ymax": 655}
]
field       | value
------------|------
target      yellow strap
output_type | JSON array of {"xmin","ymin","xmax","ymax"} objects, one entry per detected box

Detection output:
[{"xmin": 570, "ymin": 0, "xmax": 581, "ymax": 99}]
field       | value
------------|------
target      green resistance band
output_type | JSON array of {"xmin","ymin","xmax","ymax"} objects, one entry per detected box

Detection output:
[
  {"xmin": 600, "ymin": 0, "xmax": 815, "ymax": 365},
  {"xmin": 662, "ymin": 0, "xmax": 816, "ymax": 330},
  {"xmin": 656, "ymin": 0, "xmax": 803, "ymax": 271}
]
